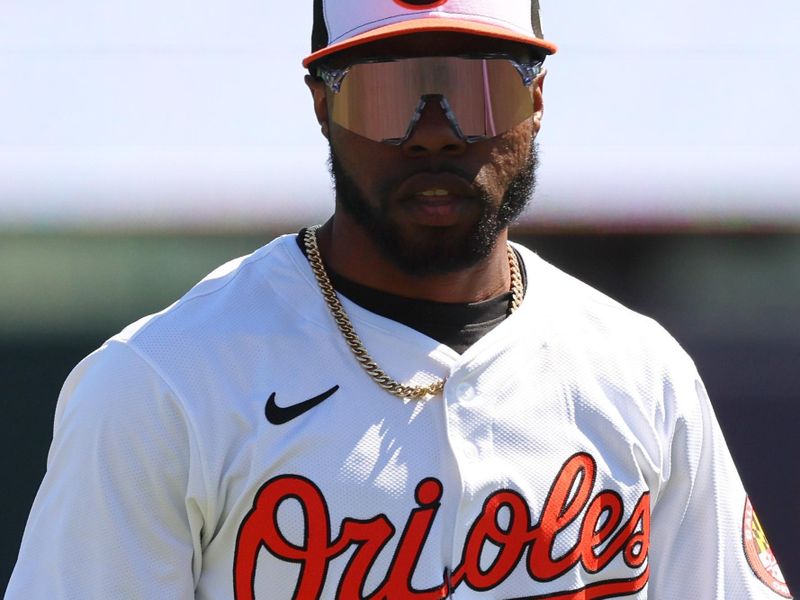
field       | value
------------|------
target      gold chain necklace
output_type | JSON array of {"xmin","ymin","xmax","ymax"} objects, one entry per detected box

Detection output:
[{"xmin": 303, "ymin": 225, "xmax": 524, "ymax": 400}]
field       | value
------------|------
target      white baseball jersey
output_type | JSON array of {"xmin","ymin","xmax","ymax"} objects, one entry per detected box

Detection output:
[{"xmin": 7, "ymin": 235, "xmax": 792, "ymax": 599}]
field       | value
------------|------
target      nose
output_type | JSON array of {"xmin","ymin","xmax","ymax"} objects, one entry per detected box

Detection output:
[{"xmin": 402, "ymin": 96, "xmax": 467, "ymax": 158}]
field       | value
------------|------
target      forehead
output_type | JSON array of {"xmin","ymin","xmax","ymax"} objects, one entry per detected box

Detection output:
[{"xmin": 321, "ymin": 31, "xmax": 542, "ymax": 67}]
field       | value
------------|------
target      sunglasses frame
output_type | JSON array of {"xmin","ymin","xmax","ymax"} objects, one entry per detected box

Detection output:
[{"xmin": 316, "ymin": 53, "xmax": 544, "ymax": 145}]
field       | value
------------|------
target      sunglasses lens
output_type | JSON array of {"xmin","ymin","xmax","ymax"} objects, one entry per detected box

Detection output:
[
  {"xmin": 327, "ymin": 57, "xmax": 536, "ymax": 144},
  {"xmin": 330, "ymin": 60, "xmax": 426, "ymax": 143}
]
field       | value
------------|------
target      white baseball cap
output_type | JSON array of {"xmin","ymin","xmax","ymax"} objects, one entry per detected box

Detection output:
[{"xmin": 303, "ymin": 0, "xmax": 558, "ymax": 68}]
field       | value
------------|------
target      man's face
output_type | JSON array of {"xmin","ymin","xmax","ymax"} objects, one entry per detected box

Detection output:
[{"xmin": 308, "ymin": 32, "xmax": 546, "ymax": 276}]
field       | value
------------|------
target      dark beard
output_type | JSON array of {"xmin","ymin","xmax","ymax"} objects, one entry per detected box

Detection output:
[{"xmin": 328, "ymin": 141, "xmax": 538, "ymax": 277}]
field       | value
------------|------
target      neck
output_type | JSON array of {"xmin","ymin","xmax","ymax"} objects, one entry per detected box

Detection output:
[{"xmin": 314, "ymin": 214, "xmax": 512, "ymax": 304}]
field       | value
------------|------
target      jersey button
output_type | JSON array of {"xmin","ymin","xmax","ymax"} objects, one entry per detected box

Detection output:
[
  {"xmin": 462, "ymin": 442, "xmax": 479, "ymax": 462},
  {"xmin": 456, "ymin": 382, "xmax": 475, "ymax": 402}
]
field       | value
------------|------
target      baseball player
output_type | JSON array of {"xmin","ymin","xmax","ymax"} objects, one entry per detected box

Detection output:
[{"xmin": 7, "ymin": 1, "xmax": 792, "ymax": 598}]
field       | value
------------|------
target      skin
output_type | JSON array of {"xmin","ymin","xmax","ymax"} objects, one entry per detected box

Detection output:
[{"xmin": 306, "ymin": 32, "xmax": 546, "ymax": 303}]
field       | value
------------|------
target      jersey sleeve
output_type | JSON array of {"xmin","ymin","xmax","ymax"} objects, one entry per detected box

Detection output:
[
  {"xmin": 648, "ymin": 361, "xmax": 793, "ymax": 599},
  {"xmin": 6, "ymin": 341, "xmax": 204, "ymax": 599}
]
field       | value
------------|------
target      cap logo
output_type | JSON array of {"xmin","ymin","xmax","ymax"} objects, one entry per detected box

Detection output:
[
  {"xmin": 304, "ymin": 0, "xmax": 557, "ymax": 69},
  {"xmin": 394, "ymin": 0, "xmax": 448, "ymax": 9}
]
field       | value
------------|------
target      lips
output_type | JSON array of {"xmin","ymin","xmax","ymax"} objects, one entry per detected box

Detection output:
[
  {"xmin": 395, "ymin": 172, "xmax": 477, "ymax": 202},
  {"xmin": 391, "ymin": 172, "xmax": 478, "ymax": 226}
]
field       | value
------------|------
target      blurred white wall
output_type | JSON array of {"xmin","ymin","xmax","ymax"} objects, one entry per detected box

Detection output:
[{"xmin": 1, "ymin": 0, "xmax": 798, "ymax": 229}]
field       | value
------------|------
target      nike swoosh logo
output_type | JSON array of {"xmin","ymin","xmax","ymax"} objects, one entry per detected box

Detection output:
[{"xmin": 265, "ymin": 385, "xmax": 340, "ymax": 425}]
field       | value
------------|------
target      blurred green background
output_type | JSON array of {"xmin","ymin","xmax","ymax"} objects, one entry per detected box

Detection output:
[{"xmin": 2, "ymin": 226, "xmax": 798, "ymax": 592}]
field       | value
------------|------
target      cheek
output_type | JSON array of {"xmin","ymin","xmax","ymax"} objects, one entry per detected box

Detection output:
[
  {"xmin": 330, "ymin": 124, "xmax": 397, "ymax": 194},
  {"xmin": 476, "ymin": 121, "xmax": 534, "ymax": 198}
]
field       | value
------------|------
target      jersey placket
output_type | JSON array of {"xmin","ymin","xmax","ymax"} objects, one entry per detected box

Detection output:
[{"xmin": 442, "ymin": 367, "xmax": 498, "ymax": 595}]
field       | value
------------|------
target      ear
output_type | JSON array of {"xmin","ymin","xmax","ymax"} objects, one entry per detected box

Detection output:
[
  {"xmin": 305, "ymin": 74, "xmax": 330, "ymax": 139},
  {"xmin": 532, "ymin": 69, "xmax": 546, "ymax": 137}
]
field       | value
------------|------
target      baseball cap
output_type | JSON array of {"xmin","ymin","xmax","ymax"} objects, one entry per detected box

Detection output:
[{"xmin": 304, "ymin": 0, "xmax": 558, "ymax": 68}]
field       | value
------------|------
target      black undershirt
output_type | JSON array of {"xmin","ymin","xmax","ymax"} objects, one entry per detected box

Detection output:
[{"xmin": 295, "ymin": 230, "xmax": 527, "ymax": 354}]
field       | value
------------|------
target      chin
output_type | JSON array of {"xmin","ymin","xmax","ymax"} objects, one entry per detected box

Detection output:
[{"xmin": 375, "ymin": 217, "xmax": 498, "ymax": 277}]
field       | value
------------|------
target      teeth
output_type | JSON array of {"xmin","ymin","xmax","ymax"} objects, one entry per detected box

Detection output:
[{"xmin": 420, "ymin": 189, "xmax": 450, "ymax": 197}]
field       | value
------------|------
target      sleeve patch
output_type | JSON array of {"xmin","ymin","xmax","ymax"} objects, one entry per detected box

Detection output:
[{"xmin": 743, "ymin": 497, "xmax": 793, "ymax": 598}]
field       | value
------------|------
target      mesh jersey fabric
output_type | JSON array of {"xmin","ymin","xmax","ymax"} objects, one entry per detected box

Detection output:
[{"xmin": 7, "ymin": 234, "xmax": 791, "ymax": 599}]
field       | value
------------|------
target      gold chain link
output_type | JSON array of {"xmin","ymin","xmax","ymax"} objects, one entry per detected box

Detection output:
[{"xmin": 304, "ymin": 225, "xmax": 524, "ymax": 400}]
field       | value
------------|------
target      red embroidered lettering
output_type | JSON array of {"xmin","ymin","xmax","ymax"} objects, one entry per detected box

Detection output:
[
  {"xmin": 454, "ymin": 490, "xmax": 533, "ymax": 590},
  {"xmin": 359, "ymin": 479, "xmax": 448, "ymax": 599},
  {"xmin": 234, "ymin": 475, "xmax": 339, "ymax": 600},
  {"xmin": 527, "ymin": 453, "xmax": 597, "ymax": 581},
  {"xmin": 233, "ymin": 455, "xmax": 651, "ymax": 599}
]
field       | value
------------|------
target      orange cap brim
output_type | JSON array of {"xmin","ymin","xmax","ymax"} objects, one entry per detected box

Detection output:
[{"xmin": 302, "ymin": 17, "xmax": 557, "ymax": 68}]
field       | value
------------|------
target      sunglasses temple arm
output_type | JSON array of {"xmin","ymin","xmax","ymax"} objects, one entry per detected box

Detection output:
[{"xmin": 482, "ymin": 60, "xmax": 498, "ymax": 137}]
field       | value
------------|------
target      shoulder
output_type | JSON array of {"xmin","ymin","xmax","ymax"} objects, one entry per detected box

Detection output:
[
  {"xmin": 116, "ymin": 234, "xmax": 308, "ymax": 346},
  {"xmin": 515, "ymin": 244, "xmax": 684, "ymax": 348},
  {"xmin": 107, "ymin": 234, "xmax": 324, "ymax": 371},
  {"xmin": 68, "ymin": 234, "xmax": 322, "ymax": 415},
  {"xmin": 47, "ymin": 340, "xmax": 199, "ymax": 512},
  {"xmin": 514, "ymin": 242, "xmax": 701, "ymax": 404}
]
